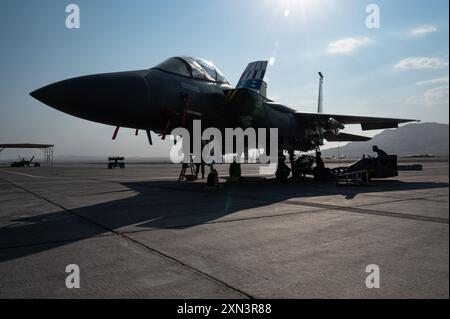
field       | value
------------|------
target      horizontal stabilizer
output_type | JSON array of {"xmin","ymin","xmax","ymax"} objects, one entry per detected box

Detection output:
[
  {"xmin": 295, "ymin": 112, "xmax": 418, "ymax": 131},
  {"xmin": 324, "ymin": 132, "xmax": 372, "ymax": 142}
]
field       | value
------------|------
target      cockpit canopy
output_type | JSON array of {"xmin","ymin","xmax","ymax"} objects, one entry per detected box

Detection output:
[{"xmin": 153, "ymin": 56, "xmax": 229, "ymax": 84}]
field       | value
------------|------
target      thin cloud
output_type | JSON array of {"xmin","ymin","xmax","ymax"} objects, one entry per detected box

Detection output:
[
  {"xmin": 409, "ymin": 25, "xmax": 438, "ymax": 36},
  {"xmin": 424, "ymin": 86, "xmax": 449, "ymax": 105},
  {"xmin": 327, "ymin": 37, "xmax": 371, "ymax": 54},
  {"xmin": 416, "ymin": 77, "xmax": 449, "ymax": 86},
  {"xmin": 394, "ymin": 57, "xmax": 449, "ymax": 70}
]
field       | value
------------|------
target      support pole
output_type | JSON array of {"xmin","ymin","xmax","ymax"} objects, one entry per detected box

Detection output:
[
  {"xmin": 112, "ymin": 126, "xmax": 120, "ymax": 140},
  {"xmin": 146, "ymin": 130, "xmax": 153, "ymax": 145}
]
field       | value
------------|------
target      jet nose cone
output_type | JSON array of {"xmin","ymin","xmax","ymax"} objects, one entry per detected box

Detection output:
[
  {"xmin": 30, "ymin": 84, "xmax": 63, "ymax": 107},
  {"xmin": 29, "ymin": 88, "xmax": 46, "ymax": 103},
  {"xmin": 30, "ymin": 71, "xmax": 150, "ymax": 125}
]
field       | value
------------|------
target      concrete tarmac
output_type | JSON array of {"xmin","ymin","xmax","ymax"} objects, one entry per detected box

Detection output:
[{"xmin": 0, "ymin": 161, "xmax": 448, "ymax": 298}]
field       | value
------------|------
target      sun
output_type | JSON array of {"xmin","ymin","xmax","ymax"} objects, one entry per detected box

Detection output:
[{"xmin": 272, "ymin": 0, "xmax": 327, "ymax": 17}]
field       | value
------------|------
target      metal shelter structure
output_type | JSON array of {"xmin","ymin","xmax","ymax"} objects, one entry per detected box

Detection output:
[{"xmin": 0, "ymin": 144, "xmax": 54, "ymax": 167}]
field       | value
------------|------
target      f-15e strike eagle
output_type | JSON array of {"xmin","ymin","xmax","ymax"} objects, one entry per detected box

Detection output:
[{"xmin": 30, "ymin": 56, "xmax": 417, "ymax": 166}]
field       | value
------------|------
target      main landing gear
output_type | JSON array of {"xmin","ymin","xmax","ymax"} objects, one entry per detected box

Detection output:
[{"xmin": 275, "ymin": 151, "xmax": 292, "ymax": 182}]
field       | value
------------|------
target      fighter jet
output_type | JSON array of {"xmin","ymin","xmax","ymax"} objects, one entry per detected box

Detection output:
[
  {"xmin": 30, "ymin": 56, "xmax": 417, "ymax": 167},
  {"xmin": 10, "ymin": 156, "xmax": 40, "ymax": 168}
]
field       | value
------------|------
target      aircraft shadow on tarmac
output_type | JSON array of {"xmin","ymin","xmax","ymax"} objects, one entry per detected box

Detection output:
[{"xmin": 0, "ymin": 178, "xmax": 448, "ymax": 263}]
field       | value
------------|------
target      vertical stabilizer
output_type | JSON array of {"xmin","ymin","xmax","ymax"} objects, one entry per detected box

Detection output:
[{"xmin": 237, "ymin": 61, "xmax": 268, "ymax": 95}]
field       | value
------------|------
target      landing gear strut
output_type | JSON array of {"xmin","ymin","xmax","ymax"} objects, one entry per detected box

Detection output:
[
  {"xmin": 288, "ymin": 150, "xmax": 299, "ymax": 179},
  {"xmin": 229, "ymin": 160, "xmax": 242, "ymax": 182}
]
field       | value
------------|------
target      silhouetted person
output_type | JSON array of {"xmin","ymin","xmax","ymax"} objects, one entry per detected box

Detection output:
[
  {"xmin": 195, "ymin": 160, "xmax": 206, "ymax": 179},
  {"xmin": 372, "ymin": 145, "xmax": 388, "ymax": 158},
  {"xmin": 315, "ymin": 151, "xmax": 325, "ymax": 170},
  {"xmin": 207, "ymin": 163, "xmax": 220, "ymax": 189}
]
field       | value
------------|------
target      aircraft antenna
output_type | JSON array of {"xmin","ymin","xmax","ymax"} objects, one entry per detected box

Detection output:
[{"xmin": 318, "ymin": 72, "xmax": 324, "ymax": 114}]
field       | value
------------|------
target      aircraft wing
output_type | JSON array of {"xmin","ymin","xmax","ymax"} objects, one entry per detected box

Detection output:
[{"xmin": 295, "ymin": 112, "xmax": 419, "ymax": 131}]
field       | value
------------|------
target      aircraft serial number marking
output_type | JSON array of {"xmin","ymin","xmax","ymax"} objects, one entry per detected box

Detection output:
[{"xmin": 177, "ymin": 303, "xmax": 272, "ymax": 317}]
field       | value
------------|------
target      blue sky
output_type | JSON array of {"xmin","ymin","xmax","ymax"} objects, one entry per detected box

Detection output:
[{"xmin": 0, "ymin": 0, "xmax": 448, "ymax": 158}]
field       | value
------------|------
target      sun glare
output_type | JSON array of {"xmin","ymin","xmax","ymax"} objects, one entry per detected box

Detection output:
[
  {"xmin": 269, "ymin": 0, "xmax": 329, "ymax": 18},
  {"xmin": 280, "ymin": 0, "xmax": 316, "ymax": 13}
]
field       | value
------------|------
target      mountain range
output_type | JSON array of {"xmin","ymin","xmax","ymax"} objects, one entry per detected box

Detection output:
[{"xmin": 322, "ymin": 122, "xmax": 449, "ymax": 158}]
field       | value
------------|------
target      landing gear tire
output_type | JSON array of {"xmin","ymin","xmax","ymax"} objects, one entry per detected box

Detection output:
[
  {"xmin": 229, "ymin": 162, "xmax": 241, "ymax": 182},
  {"xmin": 275, "ymin": 153, "xmax": 291, "ymax": 182}
]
